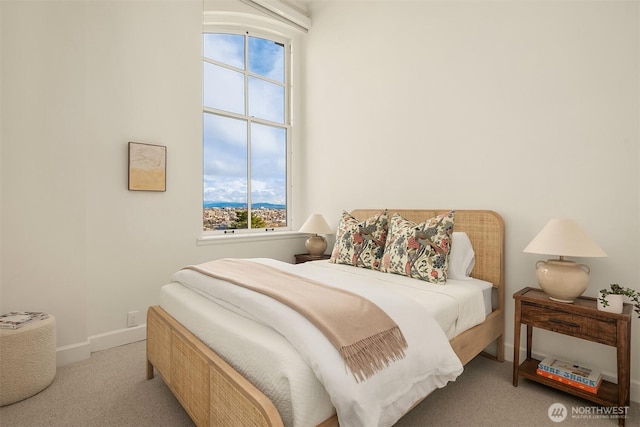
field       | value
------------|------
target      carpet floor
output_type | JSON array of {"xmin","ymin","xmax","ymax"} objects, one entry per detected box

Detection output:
[{"xmin": 0, "ymin": 340, "xmax": 637, "ymax": 426}]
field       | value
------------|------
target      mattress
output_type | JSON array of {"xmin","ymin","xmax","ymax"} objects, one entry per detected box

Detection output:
[{"xmin": 160, "ymin": 259, "xmax": 491, "ymax": 427}]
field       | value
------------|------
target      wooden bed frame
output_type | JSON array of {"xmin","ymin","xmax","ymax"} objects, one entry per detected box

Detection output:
[{"xmin": 146, "ymin": 209, "xmax": 505, "ymax": 427}]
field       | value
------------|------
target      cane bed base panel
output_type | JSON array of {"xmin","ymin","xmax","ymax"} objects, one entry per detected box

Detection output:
[
  {"xmin": 146, "ymin": 209, "xmax": 505, "ymax": 427},
  {"xmin": 147, "ymin": 305, "xmax": 287, "ymax": 427}
]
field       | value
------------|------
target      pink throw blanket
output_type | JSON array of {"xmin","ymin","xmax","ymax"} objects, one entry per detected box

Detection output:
[{"xmin": 184, "ymin": 258, "xmax": 407, "ymax": 381}]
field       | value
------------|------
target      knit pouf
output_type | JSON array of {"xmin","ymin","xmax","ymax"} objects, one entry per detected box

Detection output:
[{"xmin": 0, "ymin": 315, "xmax": 56, "ymax": 406}]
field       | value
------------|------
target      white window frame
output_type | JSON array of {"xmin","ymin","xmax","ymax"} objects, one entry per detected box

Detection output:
[{"xmin": 197, "ymin": 6, "xmax": 300, "ymax": 245}]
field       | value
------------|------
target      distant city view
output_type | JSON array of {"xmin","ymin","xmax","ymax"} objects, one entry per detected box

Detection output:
[{"xmin": 203, "ymin": 204, "xmax": 286, "ymax": 231}]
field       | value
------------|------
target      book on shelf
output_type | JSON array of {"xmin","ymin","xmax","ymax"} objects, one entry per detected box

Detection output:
[
  {"xmin": 0, "ymin": 311, "xmax": 49, "ymax": 329},
  {"xmin": 537, "ymin": 357, "xmax": 602, "ymax": 393},
  {"xmin": 536, "ymin": 369, "xmax": 602, "ymax": 393}
]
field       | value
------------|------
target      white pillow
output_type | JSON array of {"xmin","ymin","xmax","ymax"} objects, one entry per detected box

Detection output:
[{"xmin": 448, "ymin": 232, "xmax": 475, "ymax": 280}]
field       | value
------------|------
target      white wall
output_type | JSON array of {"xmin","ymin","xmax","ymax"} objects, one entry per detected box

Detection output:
[
  {"xmin": 304, "ymin": 1, "xmax": 639, "ymax": 399},
  {"xmin": 1, "ymin": 0, "xmax": 639, "ymax": 402},
  {"xmin": 2, "ymin": 0, "xmax": 90, "ymax": 354},
  {"xmin": 0, "ymin": 0, "xmax": 308, "ymax": 363}
]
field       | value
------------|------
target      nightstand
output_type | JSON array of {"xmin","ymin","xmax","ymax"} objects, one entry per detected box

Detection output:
[
  {"xmin": 513, "ymin": 287, "xmax": 632, "ymax": 426},
  {"xmin": 294, "ymin": 253, "xmax": 330, "ymax": 264}
]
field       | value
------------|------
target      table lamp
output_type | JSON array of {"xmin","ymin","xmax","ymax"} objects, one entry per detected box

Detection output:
[
  {"xmin": 299, "ymin": 214, "xmax": 333, "ymax": 256},
  {"xmin": 523, "ymin": 218, "xmax": 607, "ymax": 302}
]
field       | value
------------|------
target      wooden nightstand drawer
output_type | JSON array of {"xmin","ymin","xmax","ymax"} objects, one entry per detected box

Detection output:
[{"xmin": 521, "ymin": 303, "xmax": 617, "ymax": 345}]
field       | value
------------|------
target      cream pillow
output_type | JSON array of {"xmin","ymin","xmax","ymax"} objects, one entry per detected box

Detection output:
[{"xmin": 447, "ymin": 232, "xmax": 476, "ymax": 280}]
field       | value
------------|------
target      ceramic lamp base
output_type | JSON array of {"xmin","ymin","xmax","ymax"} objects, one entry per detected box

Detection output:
[
  {"xmin": 536, "ymin": 259, "xmax": 590, "ymax": 303},
  {"xmin": 305, "ymin": 235, "xmax": 327, "ymax": 256}
]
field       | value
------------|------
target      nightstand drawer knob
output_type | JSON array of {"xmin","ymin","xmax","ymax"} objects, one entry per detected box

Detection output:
[{"xmin": 549, "ymin": 318, "xmax": 579, "ymax": 328}]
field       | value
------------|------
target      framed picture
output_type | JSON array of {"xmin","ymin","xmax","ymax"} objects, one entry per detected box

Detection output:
[{"xmin": 128, "ymin": 142, "xmax": 166, "ymax": 192}]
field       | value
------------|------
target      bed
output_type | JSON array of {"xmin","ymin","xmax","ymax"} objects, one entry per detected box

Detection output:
[{"xmin": 146, "ymin": 209, "xmax": 505, "ymax": 427}]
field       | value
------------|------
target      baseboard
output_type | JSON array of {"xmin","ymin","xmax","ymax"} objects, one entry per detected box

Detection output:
[
  {"xmin": 55, "ymin": 324, "xmax": 147, "ymax": 367},
  {"xmin": 89, "ymin": 323, "xmax": 147, "ymax": 352},
  {"xmin": 506, "ymin": 343, "xmax": 640, "ymax": 404},
  {"xmin": 55, "ymin": 340, "xmax": 91, "ymax": 366}
]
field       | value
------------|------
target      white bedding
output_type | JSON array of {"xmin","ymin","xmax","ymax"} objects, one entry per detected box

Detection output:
[
  {"xmin": 161, "ymin": 258, "xmax": 490, "ymax": 427},
  {"xmin": 303, "ymin": 260, "xmax": 492, "ymax": 338},
  {"xmin": 160, "ymin": 282, "xmax": 333, "ymax": 426}
]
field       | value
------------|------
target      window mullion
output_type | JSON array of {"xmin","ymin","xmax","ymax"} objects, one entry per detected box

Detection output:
[
  {"xmin": 203, "ymin": 107, "xmax": 246, "ymax": 122},
  {"xmin": 247, "ymin": 70, "xmax": 285, "ymax": 88},
  {"xmin": 203, "ymin": 56, "xmax": 243, "ymax": 74},
  {"xmin": 247, "ymin": 120, "xmax": 253, "ymax": 231},
  {"xmin": 245, "ymin": 34, "xmax": 252, "ymax": 230}
]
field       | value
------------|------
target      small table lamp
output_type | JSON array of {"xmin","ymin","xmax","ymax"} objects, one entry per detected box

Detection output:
[
  {"xmin": 299, "ymin": 214, "xmax": 333, "ymax": 256},
  {"xmin": 523, "ymin": 218, "xmax": 607, "ymax": 303}
]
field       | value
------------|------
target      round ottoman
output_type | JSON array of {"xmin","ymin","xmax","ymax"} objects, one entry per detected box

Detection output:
[{"xmin": 0, "ymin": 315, "xmax": 56, "ymax": 406}]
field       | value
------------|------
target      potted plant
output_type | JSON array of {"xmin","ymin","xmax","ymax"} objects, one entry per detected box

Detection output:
[{"xmin": 598, "ymin": 283, "xmax": 640, "ymax": 317}]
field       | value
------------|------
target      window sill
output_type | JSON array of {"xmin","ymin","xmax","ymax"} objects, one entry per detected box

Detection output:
[{"xmin": 197, "ymin": 230, "xmax": 307, "ymax": 246}]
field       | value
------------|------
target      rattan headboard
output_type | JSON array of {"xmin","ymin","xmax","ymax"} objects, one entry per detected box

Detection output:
[{"xmin": 350, "ymin": 209, "xmax": 505, "ymax": 290}]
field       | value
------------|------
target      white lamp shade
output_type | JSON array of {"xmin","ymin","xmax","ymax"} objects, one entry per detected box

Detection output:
[
  {"xmin": 523, "ymin": 218, "xmax": 607, "ymax": 258},
  {"xmin": 299, "ymin": 214, "xmax": 333, "ymax": 235}
]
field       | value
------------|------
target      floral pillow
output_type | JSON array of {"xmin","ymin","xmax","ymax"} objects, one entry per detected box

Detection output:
[
  {"xmin": 380, "ymin": 211, "xmax": 455, "ymax": 284},
  {"xmin": 329, "ymin": 210, "xmax": 388, "ymax": 270}
]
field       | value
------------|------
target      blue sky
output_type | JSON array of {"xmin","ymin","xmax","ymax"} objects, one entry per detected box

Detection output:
[{"xmin": 203, "ymin": 33, "xmax": 286, "ymax": 206}]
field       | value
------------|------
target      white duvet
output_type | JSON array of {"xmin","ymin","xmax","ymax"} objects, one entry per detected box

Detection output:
[{"xmin": 169, "ymin": 259, "xmax": 485, "ymax": 427}]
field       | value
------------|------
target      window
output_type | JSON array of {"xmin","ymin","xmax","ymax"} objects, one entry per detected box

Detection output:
[{"xmin": 202, "ymin": 32, "xmax": 290, "ymax": 233}]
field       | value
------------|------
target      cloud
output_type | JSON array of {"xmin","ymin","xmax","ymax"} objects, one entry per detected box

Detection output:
[
  {"xmin": 249, "ymin": 36, "xmax": 284, "ymax": 82},
  {"xmin": 249, "ymin": 77, "xmax": 284, "ymax": 123},
  {"xmin": 204, "ymin": 33, "xmax": 244, "ymax": 69},
  {"xmin": 203, "ymin": 62, "xmax": 245, "ymax": 114},
  {"xmin": 203, "ymin": 175, "xmax": 286, "ymax": 205},
  {"xmin": 203, "ymin": 177, "xmax": 247, "ymax": 204}
]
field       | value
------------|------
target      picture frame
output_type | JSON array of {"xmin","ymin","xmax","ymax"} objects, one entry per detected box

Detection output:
[{"xmin": 128, "ymin": 142, "xmax": 166, "ymax": 192}]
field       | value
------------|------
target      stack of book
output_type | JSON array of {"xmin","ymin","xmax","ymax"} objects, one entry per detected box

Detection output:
[
  {"xmin": 0, "ymin": 311, "xmax": 49, "ymax": 330},
  {"xmin": 537, "ymin": 357, "xmax": 602, "ymax": 394}
]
